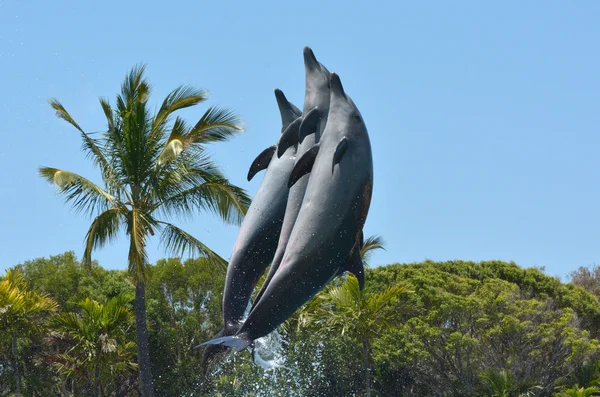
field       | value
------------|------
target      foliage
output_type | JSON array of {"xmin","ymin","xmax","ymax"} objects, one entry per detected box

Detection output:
[
  {"xmin": 49, "ymin": 294, "xmax": 137, "ymax": 396},
  {"xmin": 3, "ymin": 254, "xmax": 600, "ymax": 396},
  {"xmin": 14, "ymin": 251, "xmax": 132, "ymax": 308},
  {"xmin": 145, "ymin": 257, "xmax": 226, "ymax": 396},
  {"xmin": 554, "ymin": 386, "xmax": 600, "ymax": 397},
  {"xmin": 477, "ymin": 369, "xmax": 542, "ymax": 397},
  {"xmin": 297, "ymin": 274, "xmax": 412, "ymax": 396},
  {"xmin": 570, "ymin": 264, "xmax": 600, "ymax": 300},
  {"xmin": 0, "ymin": 269, "xmax": 58, "ymax": 396}
]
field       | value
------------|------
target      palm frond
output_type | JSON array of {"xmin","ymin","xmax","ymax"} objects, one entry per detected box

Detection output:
[
  {"xmin": 153, "ymin": 179, "xmax": 251, "ymax": 225},
  {"xmin": 361, "ymin": 235, "xmax": 386, "ymax": 266},
  {"xmin": 187, "ymin": 106, "xmax": 244, "ymax": 144},
  {"xmin": 153, "ymin": 85, "xmax": 208, "ymax": 132},
  {"xmin": 39, "ymin": 167, "xmax": 117, "ymax": 216},
  {"xmin": 83, "ymin": 208, "xmax": 126, "ymax": 266},
  {"xmin": 49, "ymin": 99, "xmax": 120, "ymax": 192},
  {"xmin": 156, "ymin": 117, "xmax": 190, "ymax": 165},
  {"xmin": 158, "ymin": 222, "xmax": 227, "ymax": 271},
  {"xmin": 99, "ymin": 97, "xmax": 115, "ymax": 132},
  {"xmin": 0, "ymin": 271, "xmax": 57, "ymax": 334},
  {"xmin": 120, "ymin": 64, "xmax": 150, "ymax": 109},
  {"xmin": 49, "ymin": 99, "xmax": 86, "ymax": 133},
  {"xmin": 152, "ymin": 150, "xmax": 225, "ymax": 200}
]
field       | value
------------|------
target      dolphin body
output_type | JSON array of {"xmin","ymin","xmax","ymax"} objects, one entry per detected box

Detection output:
[
  {"xmin": 201, "ymin": 72, "xmax": 373, "ymax": 351},
  {"xmin": 251, "ymin": 47, "xmax": 331, "ymax": 308},
  {"xmin": 201, "ymin": 89, "xmax": 302, "ymax": 362}
]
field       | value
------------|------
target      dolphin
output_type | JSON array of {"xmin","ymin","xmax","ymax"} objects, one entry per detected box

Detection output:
[
  {"xmin": 200, "ymin": 72, "xmax": 373, "ymax": 351},
  {"xmin": 201, "ymin": 89, "xmax": 302, "ymax": 362},
  {"xmin": 251, "ymin": 46, "xmax": 332, "ymax": 308}
]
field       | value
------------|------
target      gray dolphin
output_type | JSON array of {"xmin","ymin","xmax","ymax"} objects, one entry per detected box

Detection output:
[
  {"xmin": 251, "ymin": 47, "xmax": 331, "ymax": 308},
  {"xmin": 201, "ymin": 89, "xmax": 302, "ymax": 362},
  {"xmin": 200, "ymin": 72, "xmax": 373, "ymax": 351}
]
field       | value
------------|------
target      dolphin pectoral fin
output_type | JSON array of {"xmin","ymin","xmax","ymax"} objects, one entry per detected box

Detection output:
[
  {"xmin": 276, "ymin": 117, "xmax": 302, "ymax": 158},
  {"xmin": 248, "ymin": 145, "xmax": 276, "ymax": 181},
  {"xmin": 288, "ymin": 143, "xmax": 320, "ymax": 188},
  {"xmin": 345, "ymin": 248, "xmax": 365, "ymax": 290},
  {"xmin": 332, "ymin": 137, "xmax": 349, "ymax": 173},
  {"xmin": 196, "ymin": 334, "xmax": 252, "ymax": 353},
  {"xmin": 298, "ymin": 107, "xmax": 320, "ymax": 143}
]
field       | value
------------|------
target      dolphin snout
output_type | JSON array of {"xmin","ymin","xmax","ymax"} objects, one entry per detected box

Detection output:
[
  {"xmin": 303, "ymin": 46, "xmax": 319, "ymax": 71},
  {"xmin": 274, "ymin": 88, "xmax": 285, "ymax": 102},
  {"xmin": 330, "ymin": 73, "xmax": 346, "ymax": 98}
]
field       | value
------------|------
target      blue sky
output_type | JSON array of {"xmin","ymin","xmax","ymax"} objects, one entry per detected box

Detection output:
[{"xmin": 1, "ymin": 1, "xmax": 599, "ymax": 279}]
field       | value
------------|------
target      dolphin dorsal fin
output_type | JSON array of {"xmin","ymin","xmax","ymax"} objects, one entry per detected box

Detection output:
[
  {"xmin": 335, "ymin": 243, "xmax": 366, "ymax": 290},
  {"xmin": 299, "ymin": 107, "xmax": 321, "ymax": 143},
  {"xmin": 276, "ymin": 117, "xmax": 302, "ymax": 158},
  {"xmin": 346, "ymin": 248, "xmax": 365, "ymax": 290},
  {"xmin": 247, "ymin": 145, "xmax": 276, "ymax": 181},
  {"xmin": 332, "ymin": 137, "xmax": 349, "ymax": 173},
  {"xmin": 288, "ymin": 142, "xmax": 320, "ymax": 188},
  {"xmin": 275, "ymin": 89, "xmax": 302, "ymax": 130}
]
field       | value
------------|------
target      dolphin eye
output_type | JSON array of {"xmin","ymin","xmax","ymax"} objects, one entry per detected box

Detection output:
[
  {"xmin": 327, "ymin": 82, "xmax": 331, "ymax": 89},
  {"xmin": 353, "ymin": 112, "xmax": 361, "ymax": 121}
]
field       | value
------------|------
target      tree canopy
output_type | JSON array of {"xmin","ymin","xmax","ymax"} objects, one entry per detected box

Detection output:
[{"xmin": 3, "ymin": 254, "xmax": 600, "ymax": 396}]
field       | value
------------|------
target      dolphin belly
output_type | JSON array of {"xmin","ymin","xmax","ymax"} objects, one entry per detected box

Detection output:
[
  {"xmin": 250, "ymin": 172, "xmax": 308, "ymax": 309},
  {"xmin": 221, "ymin": 152, "xmax": 295, "ymax": 331},
  {"xmin": 238, "ymin": 184, "xmax": 365, "ymax": 340}
]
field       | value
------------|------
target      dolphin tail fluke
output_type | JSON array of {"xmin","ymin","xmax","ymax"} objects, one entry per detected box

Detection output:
[
  {"xmin": 197, "ymin": 334, "xmax": 252, "ymax": 353},
  {"xmin": 198, "ymin": 328, "xmax": 229, "ymax": 371}
]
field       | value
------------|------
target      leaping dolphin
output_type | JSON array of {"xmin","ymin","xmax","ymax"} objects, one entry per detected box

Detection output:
[
  {"xmin": 200, "ymin": 72, "xmax": 373, "ymax": 351},
  {"xmin": 201, "ymin": 89, "xmax": 302, "ymax": 362},
  {"xmin": 251, "ymin": 47, "xmax": 331, "ymax": 308}
]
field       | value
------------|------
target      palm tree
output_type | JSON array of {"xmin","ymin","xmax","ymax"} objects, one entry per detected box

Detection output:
[
  {"xmin": 51, "ymin": 295, "xmax": 136, "ymax": 396},
  {"xmin": 39, "ymin": 65, "xmax": 251, "ymax": 396},
  {"xmin": 478, "ymin": 369, "xmax": 541, "ymax": 397},
  {"xmin": 0, "ymin": 270, "xmax": 58, "ymax": 397},
  {"xmin": 298, "ymin": 275, "xmax": 412, "ymax": 397}
]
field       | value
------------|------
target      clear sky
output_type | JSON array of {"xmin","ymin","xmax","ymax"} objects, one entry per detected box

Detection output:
[{"xmin": 1, "ymin": 1, "xmax": 599, "ymax": 279}]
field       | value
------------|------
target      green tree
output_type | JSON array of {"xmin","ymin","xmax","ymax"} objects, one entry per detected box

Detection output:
[
  {"xmin": 570, "ymin": 264, "xmax": 600, "ymax": 300},
  {"xmin": 145, "ymin": 257, "xmax": 226, "ymax": 395},
  {"xmin": 51, "ymin": 295, "xmax": 137, "ymax": 396},
  {"xmin": 39, "ymin": 65, "xmax": 251, "ymax": 396},
  {"xmin": 0, "ymin": 270, "xmax": 57, "ymax": 396},
  {"xmin": 15, "ymin": 251, "xmax": 133, "ymax": 308},
  {"xmin": 299, "ymin": 275, "xmax": 412, "ymax": 397},
  {"xmin": 369, "ymin": 260, "xmax": 600, "ymax": 396}
]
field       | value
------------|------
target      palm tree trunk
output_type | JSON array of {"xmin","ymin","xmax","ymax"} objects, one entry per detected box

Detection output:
[
  {"xmin": 93, "ymin": 358, "xmax": 101, "ymax": 397},
  {"xmin": 12, "ymin": 332, "xmax": 22, "ymax": 397},
  {"xmin": 134, "ymin": 280, "xmax": 154, "ymax": 397},
  {"xmin": 362, "ymin": 336, "xmax": 371, "ymax": 397}
]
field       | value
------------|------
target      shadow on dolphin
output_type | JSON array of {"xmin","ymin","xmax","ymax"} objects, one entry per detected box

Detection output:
[
  {"xmin": 251, "ymin": 46, "xmax": 332, "ymax": 310},
  {"xmin": 199, "ymin": 72, "xmax": 373, "ymax": 352},
  {"xmin": 200, "ymin": 89, "xmax": 302, "ymax": 363}
]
